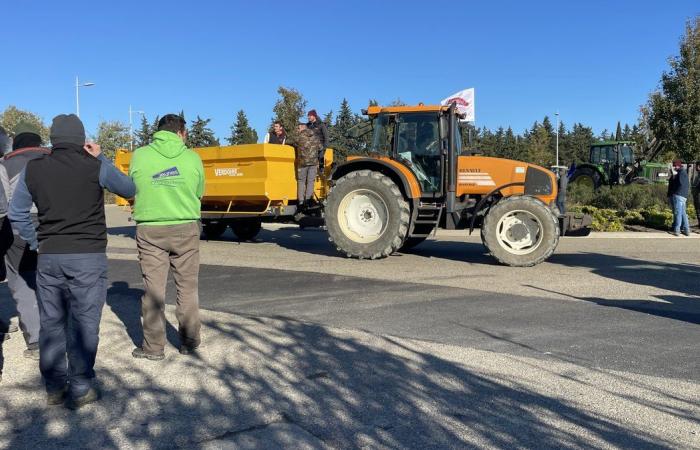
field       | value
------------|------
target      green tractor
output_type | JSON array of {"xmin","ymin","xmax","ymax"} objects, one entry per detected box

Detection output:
[{"xmin": 569, "ymin": 139, "xmax": 669, "ymax": 189}]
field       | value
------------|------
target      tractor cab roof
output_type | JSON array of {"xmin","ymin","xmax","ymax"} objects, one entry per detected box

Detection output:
[
  {"xmin": 364, "ymin": 104, "xmax": 451, "ymax": 116},
  {"xmin": 591, "ymin": 140, "xmax": 635, "ymax": 147}
]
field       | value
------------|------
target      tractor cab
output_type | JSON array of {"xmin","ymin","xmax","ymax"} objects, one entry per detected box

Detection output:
[
  {"xmin": 589, "ymin": 140, "xmax": 636, "ymax": 185},
  {"xmin": 365, "ymin": 106, "xmax": 447, "ymax": 195}
]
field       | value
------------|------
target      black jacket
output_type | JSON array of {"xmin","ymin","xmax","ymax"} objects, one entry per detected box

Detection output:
[
  {"xmin": 307, "ymin": 120, "xmax": 328, "ymax": 150},
  {"xmin": 668, "ymin": 167, "xmax": 689, "ymax": 198},
  {"xmin": 10, "ymin": 144, "xmax": 135, "ymax": 254}
]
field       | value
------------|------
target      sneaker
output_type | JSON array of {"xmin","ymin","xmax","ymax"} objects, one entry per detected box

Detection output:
[
  {"xmin": 65, "ymin": 387, "xmax": 100, "ymax": 410},
  {"xmin": 683, "ymin": 230, "xmax": 691, "ymax": 236},
  {"xmin": 47, "ymin": 386, "xmax": 68, "ymax": 406},
  {"xmin": 132, "ymin": 347, "xmax": 165, "ymax": 361},
  {"xmin": 23, "ymin": 344, "xmax": 40, "ymax": 361},
  {"xmin": 668, "ymin": 231, "xmax": 680, "ymax": 236},
  {"xmin": 179, "ymin": 345, "xmax": 200, "ymax": 356}
]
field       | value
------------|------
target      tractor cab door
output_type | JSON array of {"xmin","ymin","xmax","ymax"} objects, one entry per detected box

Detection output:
[{"xmin": 394, "ymin": 112, "xmax": 444, "ymax": 195}]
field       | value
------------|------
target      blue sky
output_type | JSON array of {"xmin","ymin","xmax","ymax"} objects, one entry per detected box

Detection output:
[{"xmin": 2, "ymin": 1, "xmax": 698, "ymax": 141}]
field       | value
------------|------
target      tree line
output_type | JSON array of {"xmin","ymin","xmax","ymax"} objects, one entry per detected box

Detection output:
[{"xmin": 1, "ymin": 16, "xmax": 697, "ymax": 164}]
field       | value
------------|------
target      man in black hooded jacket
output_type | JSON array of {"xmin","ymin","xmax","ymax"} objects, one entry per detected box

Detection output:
[{"xmin": 10, "ymin": 114, "xmax": 135, "ymax": 409}]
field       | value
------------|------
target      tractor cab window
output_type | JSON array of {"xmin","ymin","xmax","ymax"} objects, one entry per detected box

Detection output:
[
  {"xmin": 593, "ymin": 146, "xmax": 615, "ymax": 164},
  {"xmin": 369, "ymin": 114, "xmax": 396, "ymax": 156},
  {"xmin": 395, "ymin": 113, "xmax": 442, "ymax": 193},
  {"xmin": 620, "ymin": 145, "xmax": 634, "ymax": 164}
]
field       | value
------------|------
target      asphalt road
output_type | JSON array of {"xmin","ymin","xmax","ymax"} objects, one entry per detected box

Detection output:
[{"xmin": 105, "ymin": 220, "xmax": 700, "ymax": 382}]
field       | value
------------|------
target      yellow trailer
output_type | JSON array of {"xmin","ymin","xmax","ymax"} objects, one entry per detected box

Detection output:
[{"xmin": 114, "ymin": 144, "xmax": 333, "ymax": 239}]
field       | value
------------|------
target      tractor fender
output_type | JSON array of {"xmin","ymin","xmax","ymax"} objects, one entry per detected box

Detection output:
[
  {"xmin": 468, "ymin": 182, "xmax": 526, "ymax": 235},
  {"xmin": 331, "ymin": 158, "xmax": 421, "ymax": 203}
]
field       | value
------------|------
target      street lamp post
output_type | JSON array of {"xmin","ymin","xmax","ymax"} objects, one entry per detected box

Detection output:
[
  {"xmin": 555, "ymin": 111, "xmax": 560, "ymax": 168},
  {"xmin": 129, "ymin": 105, "xmax": 145, "ymax": 151},
  {"xmin": 75, "ymin": 76, "xmax": 95, "ymax": 118}
]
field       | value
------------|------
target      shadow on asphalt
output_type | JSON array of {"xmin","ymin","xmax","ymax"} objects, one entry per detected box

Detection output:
[
  {"xmin": 0, "ymin": 313, "xmax": 680, "ymax": 449},
  {"xmin": 544, "ymin": 252, "xmax": 700, "ymax": 325},
  {"xmin": 106, "ymin": 281, "xmax": 180, "ymax": 348}
]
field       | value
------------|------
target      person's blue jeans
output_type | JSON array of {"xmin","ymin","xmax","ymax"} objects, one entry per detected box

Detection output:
[
  {"xmin": 36, "ymin": 253, "xmax": 108, "ymax": 396},
  {"xmin": 671, "ymin": 194, "xmax": 690, "ymax": 234}
]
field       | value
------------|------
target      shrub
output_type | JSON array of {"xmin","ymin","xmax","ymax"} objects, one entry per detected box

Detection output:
[{"xmin": 567, "ymin": 183, "xmax": 669, "ymax": 211}]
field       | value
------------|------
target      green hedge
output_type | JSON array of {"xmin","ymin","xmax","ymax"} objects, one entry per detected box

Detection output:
[{"xmin": 566, "ymin": 184, "xmax": 697, "ymax": 231}]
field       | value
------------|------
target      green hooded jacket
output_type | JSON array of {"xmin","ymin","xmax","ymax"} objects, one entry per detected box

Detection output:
[{"xmin": 129, "ymin": 130, "xmax": 204, "ymax": 225}]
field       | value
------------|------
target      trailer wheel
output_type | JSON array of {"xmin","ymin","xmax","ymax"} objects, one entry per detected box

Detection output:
[
  {"xmin": 325, "ymin": 170, "xmax": 410, "ymax": 259},
  {"xmin": 230, "ymin": 218, "xmax": 262, "ymax": 241},
  {"xmin": 481, "ymin": 196, "xmax": 559, "ymax": 267},
  {"xmin": 202, "ymin": 222, "xmax": 227, "ymax": 240}
]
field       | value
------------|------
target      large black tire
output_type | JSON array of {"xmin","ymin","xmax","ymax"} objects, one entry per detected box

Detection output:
[
  {"xmin": 569, "ymin": 167, "xmax": 602, "ymax": 190},
  {"xmin": 400, "ymin": 224, "xmax": 434, "ymax": 251},
  {"xmin": 202, "ymin": 221, "xmax": 227, "ymax": 240},
  {"xmin": 230, "ymin": 218, "xmax": 262, "ymax": 241},
  {"xmin": 325, "ymin": 170, "xmax": 410, "ymax": 259},
  {"xmin": 481, "ymin": 196, "xmax": 560, "ymax": 267}
]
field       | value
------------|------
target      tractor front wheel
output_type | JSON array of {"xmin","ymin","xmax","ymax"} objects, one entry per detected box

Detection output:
[
  {"xmin": 325, "ymin": 170, "xmax": 410, "ymax": 259},
  {"xmin": 481, "ymin": 196, "xmax": 559, "ymax": 267},
  {"xmin": 569, "ymin": 167, "xmax": 601, "ymax": 190}
]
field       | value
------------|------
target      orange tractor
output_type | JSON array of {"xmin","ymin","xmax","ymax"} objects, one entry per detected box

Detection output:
[{"xmin": 323, "ymin": 103, "xmax": 589, "ymax": 266}]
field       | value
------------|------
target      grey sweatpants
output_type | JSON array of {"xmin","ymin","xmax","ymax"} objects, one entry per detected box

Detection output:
[
  {"xmin": 4, "ymin": 231, "xmax": 40, "ymax": 347},
  {"xmin": 297, "ymin": 165, "xmax": 317, "ymax": 203}
]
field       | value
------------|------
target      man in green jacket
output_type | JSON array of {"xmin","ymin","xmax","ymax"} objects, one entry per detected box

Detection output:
[{"xmin": 129, "ymin": 114, "xmax": 205, "ymax": 359}]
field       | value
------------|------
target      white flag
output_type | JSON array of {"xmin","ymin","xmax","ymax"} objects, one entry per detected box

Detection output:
[{"xmin": 441, "ymin": 88, "xmax": 475, "ymax": 122}]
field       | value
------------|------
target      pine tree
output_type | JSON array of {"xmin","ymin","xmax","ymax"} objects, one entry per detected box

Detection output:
[
  {"xmin": 526, "ymin": 122, "xmax": 552, "ymax": 167},
  {"xmin": 615, "ymin": 121, "xmax": 623, "ymax": 140},
  {"xmin": 323, "ymin": 111, "xmax": 333, "ymax": 127},
  {"xmin": 622, "ymin": 124, "xmax": 632, "ymax": 140},
  {"xmin": 187, "ymin": 116, "xmax": 219, "ymax": 148},
  {"xmin": 134, "ymin": 115, "xmax": 152, "ymax": 148},
  {"xmin": 329, "ymin": 99, "xmax": 359, "ymax": 160},
  {"xmin": 227, "ymin": 110, "xmax": 258, "ymax": 145}
]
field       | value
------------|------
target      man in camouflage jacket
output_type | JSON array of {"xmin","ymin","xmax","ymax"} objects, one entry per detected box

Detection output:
[{"xmin": 295, "ymin": 123, "xmax": 322, "ymax": 210}]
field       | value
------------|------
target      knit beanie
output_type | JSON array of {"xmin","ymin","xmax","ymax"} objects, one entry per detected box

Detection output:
[
  {"xmin": 307, "ymin": 109, "xmax": 319, "ymax": 119},
  {"xmin": 50, "ymin": 114, "xmax": 85, "ymax": 146}
]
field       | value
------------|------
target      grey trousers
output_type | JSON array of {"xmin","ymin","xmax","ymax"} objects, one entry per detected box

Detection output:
[
  {"xmin": 136, "ymin": 222, "xmax": 201, "ymax": 354},
  {"xmin": 297, "ymin": 165, "xmax": 318, "ymax": 203},
  {"xmin": 3, "ymin": 229, "xmax": 40, "ymax": 346},
  {"xmin": 37, "ymin": 253, "xmax": 108, "ymax": 396}
]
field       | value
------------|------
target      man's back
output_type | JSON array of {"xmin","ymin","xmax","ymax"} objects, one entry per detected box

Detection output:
[
  {"xmin": 130, "ymin": 130, "xmax": 204, "ymax": 225},
  {"xmin": 25, "ymin": 144, "xmax": 106, "ymax": 253}
]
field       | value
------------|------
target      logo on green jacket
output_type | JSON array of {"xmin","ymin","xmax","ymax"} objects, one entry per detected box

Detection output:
[{"xmin": 152, "ymin": 166, "xmax": 183, "ymax": 187}]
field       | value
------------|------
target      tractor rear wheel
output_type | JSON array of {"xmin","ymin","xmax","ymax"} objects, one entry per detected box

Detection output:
[
  {"xmin": 325, "ymin": 170, "xmax": 410, "ymax": 259},
  {"xmin": 569, "ymin": 167, "xmax": 601, "ymax": 190},
  {"xmin": 230, "ymin": 218, "xmax": 262, "ymax": 241},
  {"xmin": 202, "ymin": 221, "xmax": 228, "ymax": 240},
  {"xmin": 481, "ymin": 196, "xmax": 559, "ymax": 267}
]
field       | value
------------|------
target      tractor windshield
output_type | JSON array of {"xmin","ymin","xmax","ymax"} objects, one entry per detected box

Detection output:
[{"xmin": 621, "ymin": 145, "xmax": 634, "ymax": 164}]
